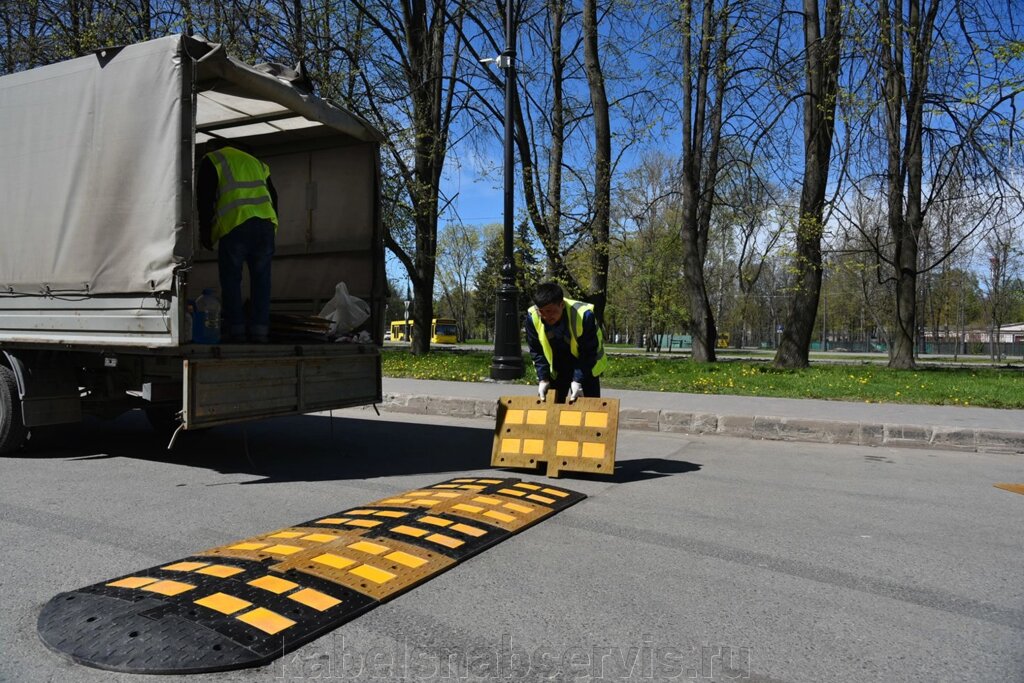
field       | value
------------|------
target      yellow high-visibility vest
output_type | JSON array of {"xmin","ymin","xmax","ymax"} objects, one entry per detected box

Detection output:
[
  {"xmin": 204, "ymin": 147, "xmax": 278, "ymax": 244},
  {"xmin": 527, "ymin": 298, "xmax": 607, "ymax": 379}
]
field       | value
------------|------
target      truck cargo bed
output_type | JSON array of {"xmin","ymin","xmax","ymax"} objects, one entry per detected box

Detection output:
[{"xmin": 183, "ymin": 343, "xmax": 380, "ymax": 429}]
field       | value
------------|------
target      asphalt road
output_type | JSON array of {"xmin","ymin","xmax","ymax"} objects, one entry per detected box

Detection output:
[{"xmin": 1, "ymin": 410, "xmax": 1022, "ymax": 682}]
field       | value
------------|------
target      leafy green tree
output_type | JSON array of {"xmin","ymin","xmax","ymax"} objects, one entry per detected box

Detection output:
[
  {"xmin": 609, "ymin": 153, "xmax": 688, "ymax": 350},
  {"xmin": 843, "ymin": 1, "xmax": 1024, "ymax": 368},
  {"xmin": 980, "ymin": 222, "xmax": 1024, "ymax": 361},
  {"xmin": 474, "ymin": 222, "xmax": 542, "ymax": 342},
  {"xmin": 436, "ymin": 222, "xmax": 482, "ymax": 341},
  {"xmin": 383, "ymin": 278, "xmax": 410, "ymax": 333}
]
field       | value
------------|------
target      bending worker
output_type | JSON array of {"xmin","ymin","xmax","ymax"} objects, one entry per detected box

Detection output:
[
  {"xmin": 524, "ymin": 282, "xmax": 607, "ymax": 403},
  {"xmin": 198, "ymin": 141, "xmax": 279, "ymax": 343}
]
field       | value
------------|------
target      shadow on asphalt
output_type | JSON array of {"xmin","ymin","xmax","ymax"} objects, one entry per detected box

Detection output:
[
  {"xmin": 495, "ymin": 458, "xmax": 702, "ymax": 484},
  {"xmin": 609, "ymin": 458, "xmax": 702, "ymax": 483},
  {"xmin": 22, "ymin": 411, "xmax": 494, "ymax": 483},
  {"xmin": 24, "ymin": 412, "xmax": 704, "ymax": 486}
]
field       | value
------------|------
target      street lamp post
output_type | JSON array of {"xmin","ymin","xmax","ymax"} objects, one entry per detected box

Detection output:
[
  {"xmin": 490, "ymin": 0, "xmax": 525, "ymax": 380},
  {"xmin": 404, "ymin": 282, "xmax": 411, "ymax": 345}
]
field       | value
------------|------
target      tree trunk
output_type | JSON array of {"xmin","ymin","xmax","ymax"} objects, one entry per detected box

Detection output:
[
  {"xmin": 292, "ymin": 0, "xmax": 303, "ymax": 66},
  {"xmin": 498, "ymin": 9, "xmax": 582, "ymax": 296},
  {"xmin": 890, "ymin": 234, "xmax": 918, "ymax": 368},
  {"xmin": 411, "ymin": 251, "xmax": 435, "ymax": 356},
  {"xmin": 3, "ymin": 8, "xmax": 14, "ymax": 73},
  {"xmin": 881, "ymin": 0, "xmax": 939, "ymax": 369},
  {"xmin": 181, "ymin": 0, "xmax": 193, "ymax": 36},
  {"xmin": 344, "ymin": 0, "xmax": 465, "ymax": 356},
  {"xmin": 409, "ymin": 148, "xmax": 440, "ymax": 355},
  {"xmin": 676, "ymin": 0, "xmax": 733, "ymax": 363},
  {"xmin": 582, "ymin": 0, "xmax": 610, "ymax": 321},
  {"xmin": 404, "ymin": 1, "xmax": 456, "ymax": 354},
  {"xmin": 774, "ymin": 0, "xmax": 841, "ymax": 368},
  {"xmin": 682, "ymin": 208, "xmax": 718, "ymax": 362},
  {"xmin": 138, "ymin": 0, "xmax": 153, "ymax": 40},
  {"xmin": 545, "ymin": 0, "xmax": 564, "ymax": 280},
  {"xmin": 774, "ymin": 214, "xmax": 823, "ymax": 367}
]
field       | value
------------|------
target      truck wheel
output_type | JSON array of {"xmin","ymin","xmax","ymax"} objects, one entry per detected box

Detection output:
[{"xmin": 0, "ymin": 365, "xmax": 27, "ymax": 455}]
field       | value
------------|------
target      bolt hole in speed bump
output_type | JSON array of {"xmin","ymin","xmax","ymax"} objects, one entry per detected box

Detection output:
[
  {"xmin": 491, "ymin": 390, "xmax": 620, "ymax": 477},
  {"xmin": 36, "ymin": 478, "xmax": 584, "ymax": 674}
]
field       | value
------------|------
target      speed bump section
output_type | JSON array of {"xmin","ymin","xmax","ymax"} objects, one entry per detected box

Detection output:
[
  {"xmin": 37, "ymin": 477, "xmax": 585, "ymax": 674},
  {"xmin": 268, "ymin": 532, "xmax": 455, "ymax": 601},
  {"xmin": 492, "ymin": 393, "xmax": 620, "ymax": 477},
  {"xmin": 39, "ymin": 555, "xmax": 376, "ymax": 673}
]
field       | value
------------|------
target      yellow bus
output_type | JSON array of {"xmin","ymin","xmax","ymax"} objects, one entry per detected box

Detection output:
[
  {"xmin": 389, "ymin": 318, "xmax": 458, "ymax": 344},
  {"xmin": 389, "ymin": 320, "xmax": 412, "ymax": 341}
]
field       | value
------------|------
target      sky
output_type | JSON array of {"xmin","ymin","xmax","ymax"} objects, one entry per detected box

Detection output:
[{"xmin": 385, "ymin": 144, "xmax": 509, "ymax": 291}]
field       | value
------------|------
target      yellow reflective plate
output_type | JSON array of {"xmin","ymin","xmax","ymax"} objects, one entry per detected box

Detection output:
[
  {"xmin": 301, "ymin": 533, "xmax": 339, "ymax": 543},
  {"xmin": 347, "ymin": 541, "xmax": 390, "ymax": 556},
  {"xmin": 288, "ymin": 588, "xmax": 341, "ymax": 612},
  {"xmin": 264, "ymin": 545, "xmax": 304, "ymax": 556},
  {"xmin": 425, "ymin": 534, "xmax": 464, "ymax": 549},
  {"xmin": 450, "ymin": 523, "xmax": 487, "ymax": 537},
  {"xmin": 107, "ymin": 576, "xmax": 157, "ymax": 589},
  {"xmin": 229, "ymin": 542, "xmax": 267, "ymax": 551},
  {"xmin": 313, "ymin": 554, "xmax": 356, "ymax": 570},
  {"xmin": 249, "ymin": 575, "xmax": 299, "ymax": 594},
  {"xmin": 195, "ymin": 592, "xmax": 252, "ymax": 615},
  {"xmin": 197, "ymin": 564, "xmax": 245, "ymax": 578},
  {"xmin": 385, "ymin": 551, "xmax": 427, "ymax": 569},
  {"xmin": 349, "ymin": 564, "xmax": 396, "ymax": 584},
  {"xmin": 237, "ymin": 607, "xmax": 295, "ymax": 635},
  {"xmin": 162, "ymin": 561, "xmax": 208, "ymax": 572},
  {"xmin": 142, "ymin": 580, "xmax": 195, "ymax": 597}
]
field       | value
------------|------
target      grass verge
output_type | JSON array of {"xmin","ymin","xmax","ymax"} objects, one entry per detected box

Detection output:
[{"xmin": 382, "ymin": 348, "xmax": 1024, "ymax": 409}]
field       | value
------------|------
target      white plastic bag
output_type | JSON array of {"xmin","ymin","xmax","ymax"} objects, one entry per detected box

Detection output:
[{"xmin": 318, "ymin": 281, "xmax": 370, "ymax": 336}]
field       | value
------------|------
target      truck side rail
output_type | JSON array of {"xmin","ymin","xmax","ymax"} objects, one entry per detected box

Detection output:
[{"xmin": 0, "ymin": 294, "xmax": 176, "ymax": 347}]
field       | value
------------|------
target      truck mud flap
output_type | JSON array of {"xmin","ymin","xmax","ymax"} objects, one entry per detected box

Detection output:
[{"xmin": 183, "ymin": 353, "xmax": 380, "ymax": 429}]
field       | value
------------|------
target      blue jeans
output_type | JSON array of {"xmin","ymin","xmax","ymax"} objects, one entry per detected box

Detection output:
[{"xmin": 217, "ymin": 217, "xmax": 275, "ymax": 341}]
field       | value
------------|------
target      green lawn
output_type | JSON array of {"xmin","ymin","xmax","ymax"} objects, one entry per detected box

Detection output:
[
  {"xmin": 456, "ymin": 340, "xmax": 1022, "ymax": 366},
  {"xmin": 382, "ymin": 348, "xmax": 1024, "ymax": 409}
]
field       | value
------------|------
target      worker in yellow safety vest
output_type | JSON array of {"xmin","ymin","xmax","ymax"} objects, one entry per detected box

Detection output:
[
  {"xmin": 198, "ymin": 141, "xmax": 279, "ymax": 343},
  {"xmin": 524, "ymin": 282, "xmax": 607, "ymax": 403}
]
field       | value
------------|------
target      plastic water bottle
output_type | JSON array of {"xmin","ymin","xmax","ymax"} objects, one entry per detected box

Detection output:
[{"xmin": 195, "ymin": 288, "xmax": 221, "ymax": 344}]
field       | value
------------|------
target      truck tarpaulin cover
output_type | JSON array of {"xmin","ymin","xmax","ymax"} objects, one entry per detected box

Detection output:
[{"xmin": 0, "ymin": 37, "xmax": 184, "ymax": 295}]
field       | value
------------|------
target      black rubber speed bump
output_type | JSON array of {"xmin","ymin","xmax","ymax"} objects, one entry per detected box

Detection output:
[{"xmin": 37, "ymin": 478, "xmax": 584, "ymax": 674}]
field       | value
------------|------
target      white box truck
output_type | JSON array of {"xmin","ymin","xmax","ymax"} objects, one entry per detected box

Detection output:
[{"xmin": 0, "ymin": 35, "xmax": 386, "ymax": 452}]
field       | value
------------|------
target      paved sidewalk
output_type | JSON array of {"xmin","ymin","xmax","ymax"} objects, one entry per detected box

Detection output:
[{"xmin": 367, "ymin": 378, "xmax": 1024, "ymax": 454}]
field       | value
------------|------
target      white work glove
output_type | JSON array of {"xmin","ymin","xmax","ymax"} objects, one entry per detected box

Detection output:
[
  {"xmin": 537, "ymin": 379, "xmax": 551, "ymax": 401},
  {"xmin": 568, "ymin": 381, "xmax": 583, "ymax": 403}
]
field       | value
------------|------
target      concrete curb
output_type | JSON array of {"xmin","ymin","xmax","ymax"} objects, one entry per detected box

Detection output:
[{"xmin": 373, "ymin": 392, "xmax": 1024, "ymax": 455}]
